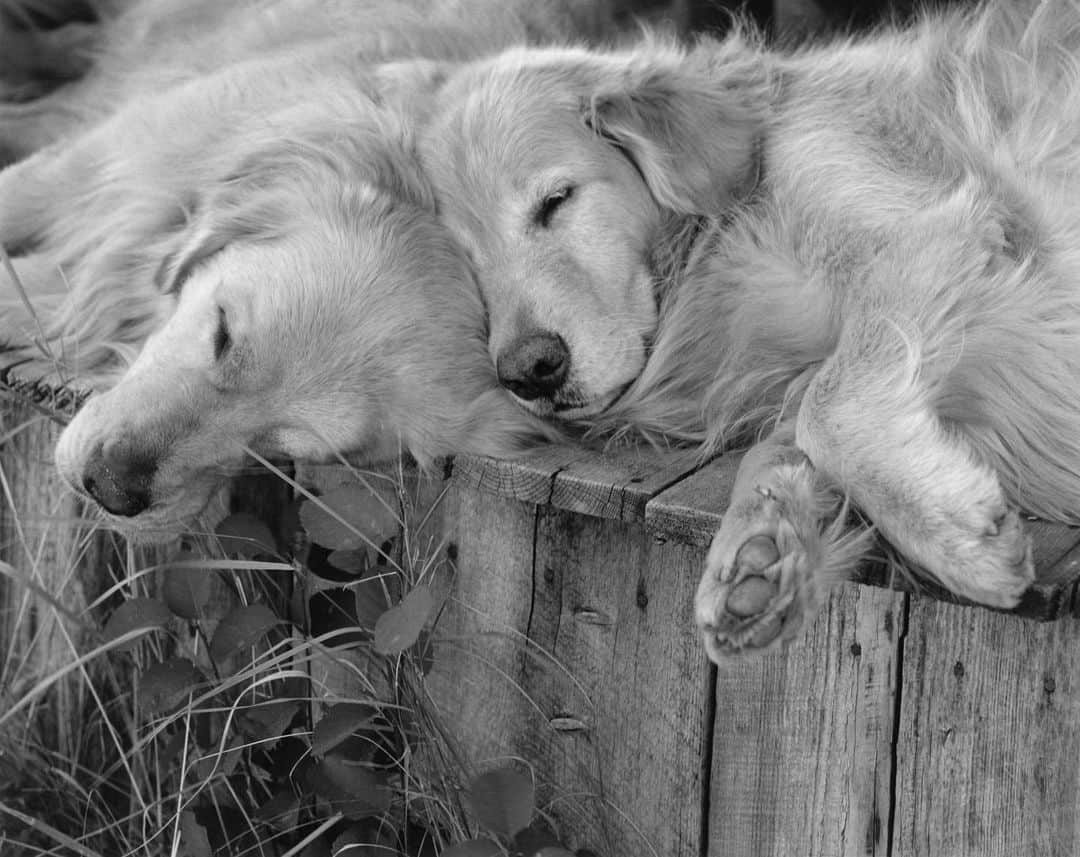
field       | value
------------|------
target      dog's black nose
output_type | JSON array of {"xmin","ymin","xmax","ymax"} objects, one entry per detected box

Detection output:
[
  {"xmin": 81, "ymin": 438, "xmax": 156, "ymax": 517},
  {"xmin": 496, "ymin": 332, "xmax": 570, "ymax": 400}
]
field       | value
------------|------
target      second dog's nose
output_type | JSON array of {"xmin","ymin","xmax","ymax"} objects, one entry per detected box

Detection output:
[
  {"xmin": 496, "ymin": 332, "xmax": 570, "ymax": 400},
  {"xmin": 81, "ymin": 438, "xmax": 156, "ymax": 517}
]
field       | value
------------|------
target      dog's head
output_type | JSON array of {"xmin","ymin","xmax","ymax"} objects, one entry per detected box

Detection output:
[
  {"xmin": 55, "ymin": 102, "xmax": 549, "ymax": 535},
  {"xmin": 421, "ymin": 35, "xmax": 769, "ymax": 419}
]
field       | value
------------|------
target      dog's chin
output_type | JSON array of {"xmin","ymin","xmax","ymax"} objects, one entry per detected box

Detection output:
[
  {"xmin": 510, "ymin": 382, "xmax": 632, "ymax": 422},
  {"xmin": 74, "ymin": 485, "xmax": 221, "ymax": 543}
]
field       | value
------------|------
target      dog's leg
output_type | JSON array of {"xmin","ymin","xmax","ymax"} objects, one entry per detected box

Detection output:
[
  {"xmin": 796, "ymin": 323, "xmax": 1034, "ymax": 609},
  {"xmin": 0, "ymin": 95, "xmax": 87, "ymax": 164},
  {"xmin": 0, "ymin": 252, "xmax": 69, "ymax": 375},
  {"xmin": 695, "ymin": 421, "xmax": 872, "ymax": 662},
  {"xmin": 0, "ymin": 139, "xmax": 85, "ymax": 251}
]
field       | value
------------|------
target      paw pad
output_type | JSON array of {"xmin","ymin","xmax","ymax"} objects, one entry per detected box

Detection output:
[
  {"xmin": 726, "ymin": 575, "xmax": 776, "ymax": 618},
  {"xmin": 735, "ymin": 534, "xmax": 779, "ymax": 576}
]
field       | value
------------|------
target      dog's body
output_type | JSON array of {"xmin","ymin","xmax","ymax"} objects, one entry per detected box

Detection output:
[
  {"xmin": 0, "ymin": 0, "xmax": 605, "ymax": 532},
  {"xmin": 0, "ymin": 0, "xmax": 614, "ymax": 159},
  {"xmin": 422, "ymin": 0, "xmax": 1080, "ymax": 660}
]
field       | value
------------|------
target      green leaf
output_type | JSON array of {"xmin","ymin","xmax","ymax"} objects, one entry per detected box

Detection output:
[
  {"xmin": 327, "ymin": 548, "xmax": 370, "ymax": 575},
  {"xmin": 311, "ymin": 702, "xmax": 380, "ymax": 757},
  {"xmin": 440, "ymin": 839, "xmax": 501, "ymax": 857},
  {"xmin": 512, "ymin": 820, "xmax": 562, "ymax": 854},
  {"xmin": 103, "ymin": 597, "xmax": 172, "ymax": 652},
  {"xmin": 255, "ymin": 790, "xmax": 301, "ymax": 831},
  {"xmin": 373, "ymin": 584, "xmax": 433, "ymax": 655},
  {"xmin": 307, "ymin": 755, "xmax": 392, "ymax": 819},
  {"xmin": 215, "ymin": 513, "xmax": 277, "ymax": 558},
  {"xmin": 209, "ymin": 604, "xmax": 280, "ymax": 663},
  {"xmin": 300, "ymin": 483, "xmax": 399, "ymax": 551},
  {"xmin": 331, "ymin": 823, "xmax": 397, "ymax": 856},
  {"xmin": 177, "ymin": 811, "xmax": 212, "ymax": 857},
  {"xmin": 238, "ymin": 699, "xmax": 302, "ymax": 748},
  {"xmin": 162, "ymin": 551, "xmax": 215, "ymax": 620},
  {"xmin": 139, "ymin": 658, "xmax": 200, "ymax": 715},
  {"xmin": 469, "ymin": 767, "xmax": 535, "ymax": 837}
]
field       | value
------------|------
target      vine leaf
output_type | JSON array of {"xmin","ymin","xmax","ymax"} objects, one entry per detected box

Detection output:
[
  {"xmin": 103, "ymin": 597, "xmax": 172, "ymax": 652},
  {"xmin": 162, "ymin": 551, "xmax": 215, "ymax": 620},
  {"xmin": 300, "ymin": 483, "xmax": 399, "ymax": 551},
  {"xmin": 373, "ymin": 585, "xmax": 433, "ymax": 655},
  {"xmin": 311, "ymin": 702, "xmax": 380, "ymax": 757},
  {"xmin": 139, "ymin": 658, "xmax": 200, "ymax": 715},
  {"xmin": 327, "ymin": 548, "xmax": 369, "ymax": 575},
  {"xmin": 468, "ymin": 767, "xmax": 535, "ymax": 838},
  {"xmin": 177, "ymin": 811, "xmax": 212, "ymax": 857},
  {"xmin": 238, "ymin": 699, "xmax": 302, "ymax": 749},
  {"xmin": 513, "ymin": 820, "xmax": 564, "ymax": 854},
  {"xmin": 209, "ymin": 603, "xmax": 280, "ymax": 663},
  {"xmin": 215, "ymin": 512, "xmax": 277, "ymax": 558},
  {"xmin": 306, "ymin": 755, "xmax": 392, "ymax": 819},
  {"xmin": 255, "ymin": 790, "xmax": 301, "ymax": 831}
]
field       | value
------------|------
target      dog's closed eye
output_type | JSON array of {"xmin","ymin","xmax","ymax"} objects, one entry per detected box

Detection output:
[
  {"xmin": 534, "ymin": 185, "xmax": 575, "ymax": 228},
  {"xmin": 213, "ymin": 306, "xmax": 232, "ymax": 361}
]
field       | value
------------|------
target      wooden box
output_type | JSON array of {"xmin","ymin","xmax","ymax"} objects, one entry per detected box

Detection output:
[{"xmin": 386, "ymin": 444, "xmax": 1080, "ymax": 857}]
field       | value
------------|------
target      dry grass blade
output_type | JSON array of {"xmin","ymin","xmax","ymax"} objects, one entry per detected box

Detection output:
[
  {"xmin": 0, "ymin": 244, "xmax": 57, "ymax": 368},
  {"xmin": 0, "ymin": 800, "xmax": 103, "ymax": 857}
]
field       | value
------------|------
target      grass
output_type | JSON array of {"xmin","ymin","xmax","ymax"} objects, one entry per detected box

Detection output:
[
  {"xmin": 0, "ymin": 397, "xmax": 607, "ymax": 857},
  {"xmin": 0, "ymin": 254, "xmax": 630, "ymax": 857}
]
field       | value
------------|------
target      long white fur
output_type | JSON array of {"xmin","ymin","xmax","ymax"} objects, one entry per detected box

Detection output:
[
  {"xmin": 423, "ymin": 0, "xmax": 1080, "ymax": 657},
  {"xmin": 0, "ymin": 0, "xmax": 618, "ymax": 158},
  {"xmin": 0, "ymin": 0, "xmax": 595, "ymax": 532}
]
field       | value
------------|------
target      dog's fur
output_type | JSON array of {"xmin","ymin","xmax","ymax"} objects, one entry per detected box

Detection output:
[
  {"xmin": 0, "ymin": 0, "xmax": 616, "ymax": 160},
  {"xmin": 421, "ymin": 0, "xmax": 1080, "ymax": 661},
  {"xmin": 0, "ymin": 1, "xmax": 606, "ymax": 533}
]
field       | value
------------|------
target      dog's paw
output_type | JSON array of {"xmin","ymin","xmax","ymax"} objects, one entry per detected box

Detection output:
[{"xmin": 695, "ymin": 463, "xmax": 848, "ymax": 663}]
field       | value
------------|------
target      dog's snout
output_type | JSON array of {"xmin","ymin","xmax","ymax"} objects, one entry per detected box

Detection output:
[
  {"xmin": 81, "ymin": 438, "xmax": 156, "ymax": 517},
  {"xmin": 496, "ymin": 331, "xmax": 570, "ymax": 400}
]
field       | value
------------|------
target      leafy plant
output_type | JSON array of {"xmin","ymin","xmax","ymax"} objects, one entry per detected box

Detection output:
[{"xmin": 0, "ymin": 450, "xmax": 587, "ymax": 857}]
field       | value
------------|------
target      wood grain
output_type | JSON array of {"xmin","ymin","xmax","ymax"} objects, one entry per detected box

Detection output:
[
  {"xmin": 0, "ymin": 400, "xmax": 106, "ymax": 752},
  {"xmin": 525, "ymin": 510, "xmax": 711, "ymax": 857},
  {"xmin": 548, "ymin": 442, "xmax": 701, "ymax": 521},
  {"xmin": 645, "ymin": 453, "xmax": 742, "ymax": 547},
  {"xmin": 707, "ymin": 582, "xmax": 905, "ymax": 857},
  {"xmin": 892, "ymin": 597, "xmax": 1080, "ymax": 857},
  {"xmin": 427, "ymin": 478, "xmax": 712, "ymax": 856},
  {"xmin": 423, "ymin": 483, "xmax": 548, "ymax": 781}
]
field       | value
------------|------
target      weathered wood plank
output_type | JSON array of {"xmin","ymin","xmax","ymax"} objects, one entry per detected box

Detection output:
[
  {"xmin": 452, "ymin": 446, "xmax": 585, "ymax": 505},
  {"xmin": 525, "ymin": 509, "xmax": 711, "ymax": 857},
  {"xmin": 645, "ymin": 453, "xmax": 742, "ymax": 546},
  {"xmin": 455, "ymin": 440, "xmax": 702, "ymax": 520},
  {"xmin": 548, "ymin": 442, "xmax": 700, "ymax": 521},
  {"xmin": 423, "ymin": 483, "xmax": 549, "ymax": 778},
  {"xmin": 428, "ymin": 479, "xmax": 711, "ymax": 856},
  {"xmin": 892, "ymin": 599, "xmax": 1080, "ymax": 857},
  {"xmin": 707, "ymin": 582, "xmax": 905, "ymax": 857},
  {"xmin": 0, "ymin": 400, "xmax": 105, "ymax": 753},
  {"xmin": 1046, "ymin": 540, "xmax": 1080, "ymax": 619}
]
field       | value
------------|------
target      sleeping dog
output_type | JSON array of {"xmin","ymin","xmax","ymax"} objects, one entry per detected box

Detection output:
[{"xmin": 419, "ymin": 0, "xmax": 1080, "ymax": 660}]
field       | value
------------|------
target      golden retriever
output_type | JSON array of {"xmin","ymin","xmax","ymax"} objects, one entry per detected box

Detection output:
[
  {"xmin": 0, "ymin": 1, "xmax": 608, "ymax": 534},
  {"xmin": 420, "ymin": 0, "xmax": 1080, "ymax": 662},
  {"xmin": 0, "ymin": 0, "xmax": 615, "ymax": 160}
]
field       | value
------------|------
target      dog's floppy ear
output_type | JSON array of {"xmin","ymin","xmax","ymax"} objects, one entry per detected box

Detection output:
[
  {"xmin": 582, "ymin": 35, "xmax": 772, "ymax": 215},
  {"xmin": 154, "ymin": 192, "xmax": 286, "ymax": 293}
]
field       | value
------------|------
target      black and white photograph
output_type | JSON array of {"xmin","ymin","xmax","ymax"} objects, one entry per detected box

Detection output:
[{"xmin": 1, "ymin": 0, "xmax": 1078, "ymax": 854}]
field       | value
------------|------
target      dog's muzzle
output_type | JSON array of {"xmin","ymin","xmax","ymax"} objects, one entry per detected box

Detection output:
[
  {"xmin": 495, "ymin": 330, "xmax": 570, "ymax": 401},
  {"xmin": 81, "ymin": 437, "xmax": 157, "ymax": 517}
]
